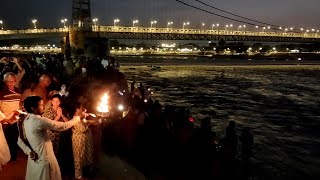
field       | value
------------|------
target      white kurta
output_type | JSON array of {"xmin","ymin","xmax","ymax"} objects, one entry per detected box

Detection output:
[
  {"xmin": 17, "ymin": 114, "xmax": 77, "ymax": 180},
  {"xmin": 0, "ymin": 123, "xmax": 10, "ymax": 166}
]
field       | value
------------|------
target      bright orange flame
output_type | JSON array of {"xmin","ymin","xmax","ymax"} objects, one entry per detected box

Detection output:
[{"xmin": 97, "ymin": 93, "xmax": 109, "ymax": 113}]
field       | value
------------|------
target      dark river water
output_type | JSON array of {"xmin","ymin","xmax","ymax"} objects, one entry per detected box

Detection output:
[{"xmin": 118, "ymin": 56, "xmax": 320, "ymax": 180}]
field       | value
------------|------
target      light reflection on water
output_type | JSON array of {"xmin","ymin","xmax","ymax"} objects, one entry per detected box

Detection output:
[{"xmin": 121, "ymin": 64, "xmax": 320, "ymax": 180}]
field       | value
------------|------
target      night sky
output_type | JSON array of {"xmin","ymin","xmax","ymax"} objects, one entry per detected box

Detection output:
[{"xmin": 0, "ymin": 0, "xmax": 319, "ymax": 30}]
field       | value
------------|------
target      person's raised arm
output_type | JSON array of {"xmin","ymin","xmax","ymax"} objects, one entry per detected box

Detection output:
[{"xmin": 39, "ymin": 115, "xmax": 80, "ymax": 131}]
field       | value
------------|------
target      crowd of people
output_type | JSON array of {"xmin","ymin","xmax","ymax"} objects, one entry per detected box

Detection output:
[{"xmin": 0, "ymin": 52, "xmax": 254, "ymax": 180}]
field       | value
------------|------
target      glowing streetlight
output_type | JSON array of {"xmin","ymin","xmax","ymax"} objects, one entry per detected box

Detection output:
[
  {"xmin": 183, "ymin": 22, "xmax": 190, "ymax": 30},
  {"xmin": 300, "ymin": 28, "xmax": 304, "ymax": 32},
  {"xmin": 113, "ymin": 19, "xmax": 119, "ymax": 26},
  {"xmin": 238, "ymin": 25, "xmax": 242, "ymax": 31},
  {"xmin": 92, "ymin": 18, "xmax": 98, "ymax": 31},
  {"xmin": 255, "ymin": 26, "xmax": 259, "ymax": 31},
  {"xmin": 167, "ymin": 21, "xmax": 173, "ymax": 29},
  {"xmin": 150, "ymin": 20, "xmax": 157, "ymax": 28},
  {"xmin": 0, "ymin": 20, "xmax": 3, "ymax": 30},
  {"xmin": 132, "ymin": 20, "xmax": 139, "ymax": 27},
  {"xmin": 32, "ymin": 19, "xmax": 37, "ymax": 29},
  {"xmin": 225, "ymin": 24, "xmax": 229, "ymax": 30},
  {"xmin": 61, "ymin": 18, "xmax": 67, "ymax": 28},
  {"xmin": 290, "ymin": 27, "xmax": 294, "ymax": 31},
  {"xmin": 201, "ymin": 22, "xmax": 205, "ymax": 29},
  {"xmin": 212, "ymin": 24, "xmax": 216, "ymax": 31},
  {"xmin": 262, "ymin": 27, "xmax": 266, "ymax": 32},
  {"xmin": 93, "ymin": 18, "xmax": 99, "ymax": 25}
]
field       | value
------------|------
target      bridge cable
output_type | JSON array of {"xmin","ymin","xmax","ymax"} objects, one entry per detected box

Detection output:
[
  {"xmin": 174, "ymin": 0, "xmax": 281, "ymax": 31},
  {"xmin": 193, "ymin": 0, "xmax": 281, "ymax": 28}
]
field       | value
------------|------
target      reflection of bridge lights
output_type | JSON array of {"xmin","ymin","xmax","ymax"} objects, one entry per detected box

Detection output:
[{"xmin": 161, "ymin": 43, "xmax": 176, "ymax": 48}]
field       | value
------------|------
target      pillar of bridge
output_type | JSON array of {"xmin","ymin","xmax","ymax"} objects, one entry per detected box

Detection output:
[
  {"xmin": 64, "ymin": 28, "xmax": 109, "ymax": 58},
  {"xmin": 63, "ymin": 0, "xmax": 109, "ymax": 58}
]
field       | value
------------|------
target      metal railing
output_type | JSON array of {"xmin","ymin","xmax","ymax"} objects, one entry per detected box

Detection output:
[
  {"xmin": 0, "ymin": 26, "xmax": 319, "ymax": 39},
  {"xmin": 0, "ymin": 28, "xmax": 68, "ymax": 35},
  {"xmin": 97, "ymin": 26, "xmax": 319, "ymax": 39}
]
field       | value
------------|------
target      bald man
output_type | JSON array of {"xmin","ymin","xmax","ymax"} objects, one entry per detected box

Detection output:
[{"xmin": 21, "ymin": 74, "xmax": 51, "ymax": 105}]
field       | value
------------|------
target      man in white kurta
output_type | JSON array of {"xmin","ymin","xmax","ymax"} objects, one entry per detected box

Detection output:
[{"xmin": 17, "ymin": 97, "xmax": 80, "ymax": 180}]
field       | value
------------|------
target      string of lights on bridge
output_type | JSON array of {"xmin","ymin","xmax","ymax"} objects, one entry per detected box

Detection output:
[{"xmin": 0, "ymin": 18, "xmax": 319, "ymax": 34}]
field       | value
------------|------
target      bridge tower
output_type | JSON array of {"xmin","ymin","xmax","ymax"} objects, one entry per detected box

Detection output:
[
  {"xmin": 72, "ymin": 0, "xmax": 92, "ymax": 31},
  {"xmin": 65, "ymin": 0, "xmax": 109, "ymax": 57}
]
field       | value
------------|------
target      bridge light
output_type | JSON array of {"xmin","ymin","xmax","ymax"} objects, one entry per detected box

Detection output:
[
  {"xmin": 183, "ymin": 22, "xmax": 190, "ymax": 30},
  {"xmin": 61, "ymin": 18, "xmax": 68, "ymax": 28},
  {"xmin": 167, "ymin": 21, "xmax": 173, "ymax": 29},
  {"xmin": 201, "ymin": 23, "xmax": 205, "ymax": 29},
  {"xmin": 32, "ymin": 19, "xmax": 37, "ymax": 29},
  {"xmin": 151, "ymin": 21, "xmax": 157, "ymax": 28},
  {"xmin": 113, "ymin": 19, "xmax": 119, "ymax": 26},
  {"xmin": 93, "ymin": 18, "xmax": 99, "ymax": 23},
  {"xmin": 0, "ymin": 20, "xmax": 3, "ymax": 30},
  {"xmin": 93, "ymin": 18, "xmax": 99, "ymax": 30},
  {"xmin": 211, "ymin": 24, "xmax": 215, "ymax": 31},
  {"xmin": 300, "ymin": 28, "xmax": 304, "ymax": 31},
  {"xmin": 133, "ymin": 20, "xmax": 139, "ymax": 27}
]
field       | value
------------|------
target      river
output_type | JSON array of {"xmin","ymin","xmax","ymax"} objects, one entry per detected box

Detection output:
[{"xmin": 118, "ymin": 56, "xmax": 320, "ymax": 180}]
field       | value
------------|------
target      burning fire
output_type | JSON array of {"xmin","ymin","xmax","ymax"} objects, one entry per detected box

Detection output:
[{"xmin": 97, "ymin": 93, "xmax": 109, "ymax": 113}]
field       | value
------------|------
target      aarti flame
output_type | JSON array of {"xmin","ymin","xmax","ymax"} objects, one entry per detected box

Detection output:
[{"xmin": 97, "ymin": 93, "xmax": 109, "ymax": 113}]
